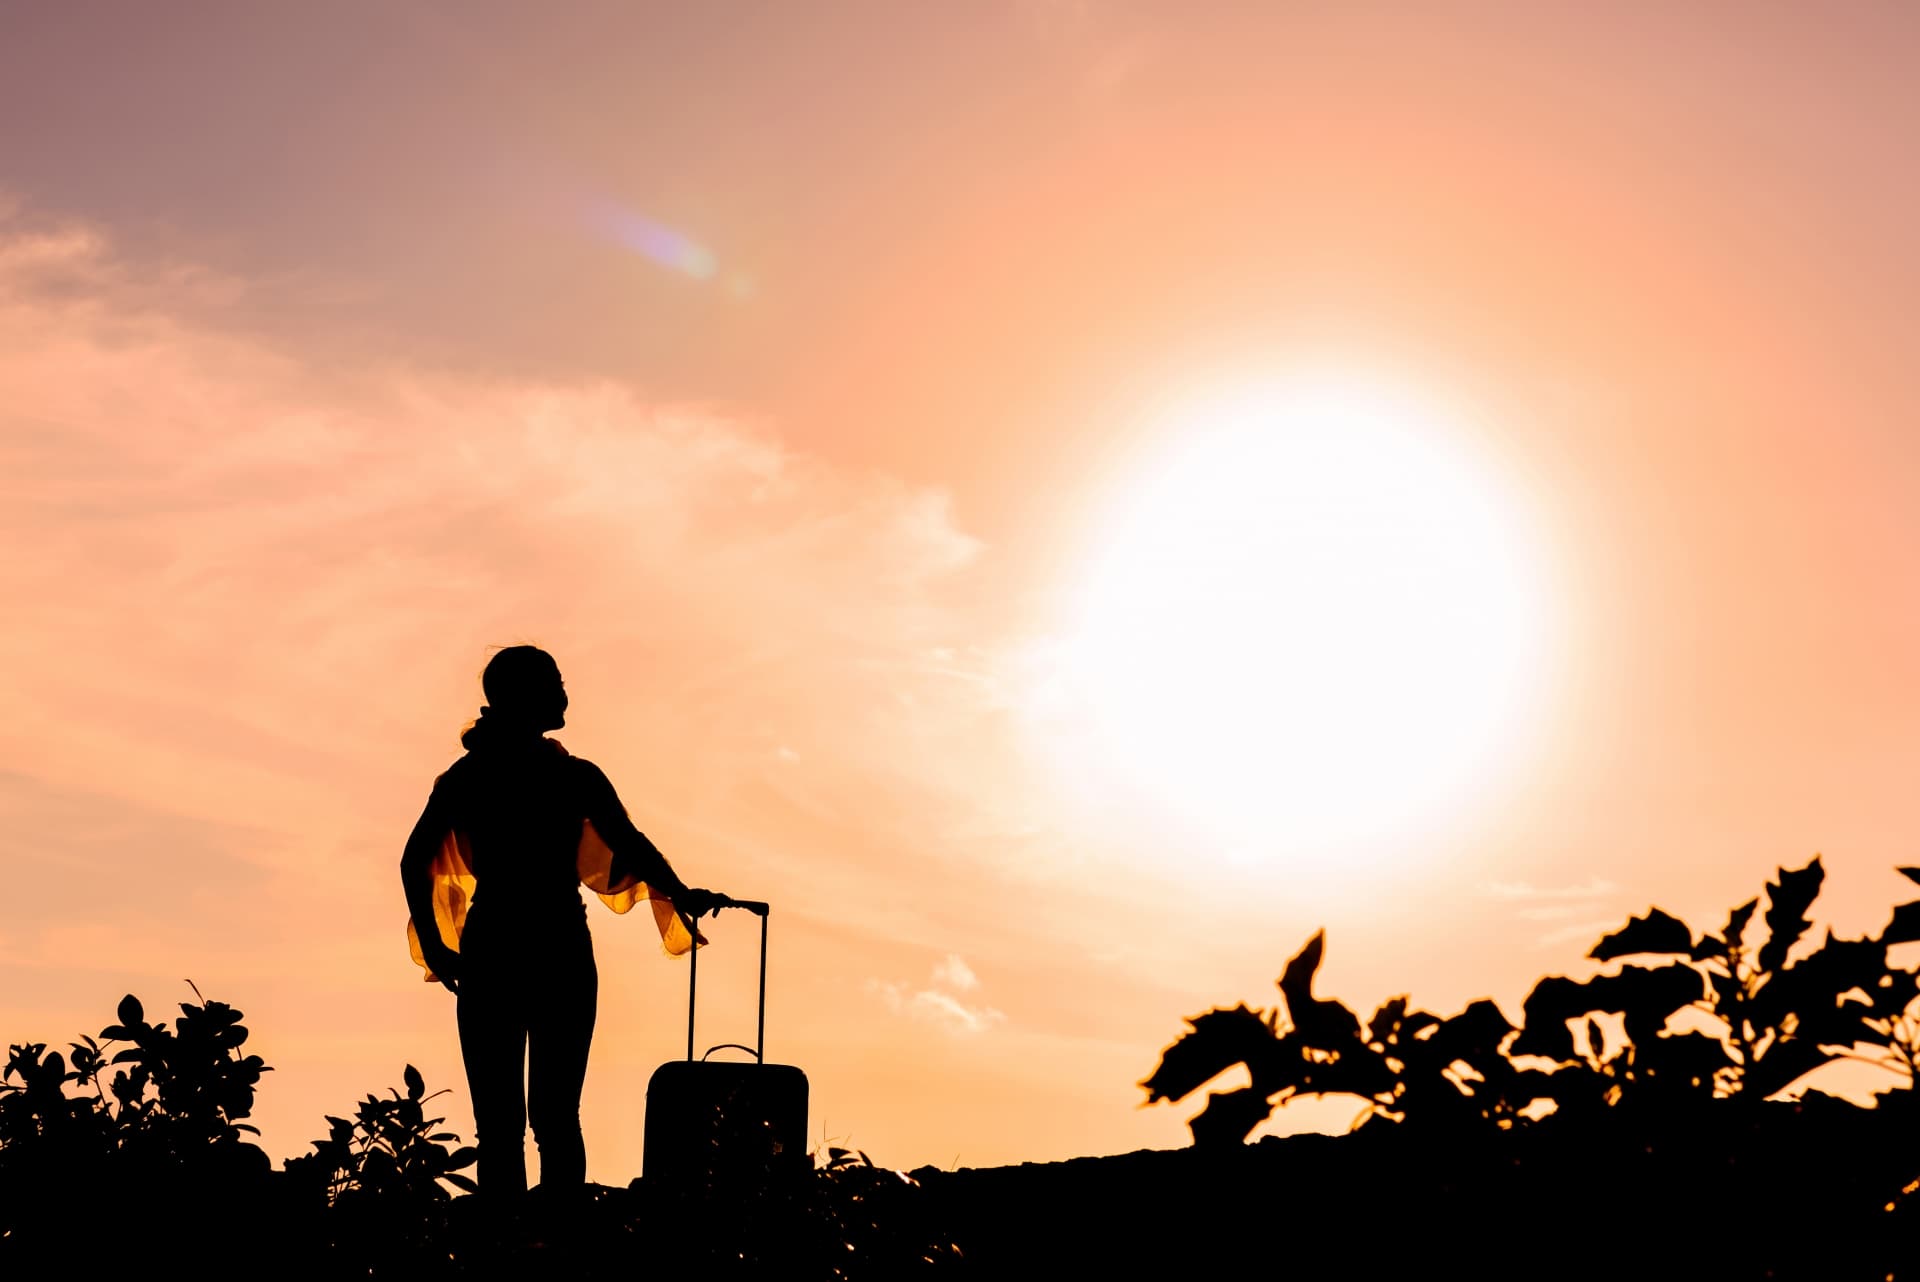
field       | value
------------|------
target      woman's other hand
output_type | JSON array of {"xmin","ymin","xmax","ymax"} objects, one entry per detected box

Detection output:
[{"xmin": 425, "ymin": 948, "xmax": 461, "ymax": 994}]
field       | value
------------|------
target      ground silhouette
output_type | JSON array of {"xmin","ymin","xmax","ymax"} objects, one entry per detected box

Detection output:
[{"xmin": 3, "ymin": 856, "xmax": 1915, "ymax": 1277}]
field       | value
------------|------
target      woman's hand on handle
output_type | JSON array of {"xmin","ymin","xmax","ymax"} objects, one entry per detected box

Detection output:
[{"xmin": 675, "ymin": 887, "xmax": 727, "ymax": 921}]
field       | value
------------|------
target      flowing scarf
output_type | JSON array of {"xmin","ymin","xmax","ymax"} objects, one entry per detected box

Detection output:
[{"xmin": 404, "ymin": 731, "xmax": 703, "ymax": 982}]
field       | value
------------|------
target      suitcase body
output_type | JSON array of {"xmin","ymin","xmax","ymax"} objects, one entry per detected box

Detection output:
[{"xmin": 642, "ymin": 898, "xmax": 810, "ymax": 1192}]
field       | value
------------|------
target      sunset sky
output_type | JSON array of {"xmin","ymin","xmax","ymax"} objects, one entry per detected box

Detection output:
[{"xmin": 4, "ymin": 2, "xmax": 1919, "ymax": 1180}]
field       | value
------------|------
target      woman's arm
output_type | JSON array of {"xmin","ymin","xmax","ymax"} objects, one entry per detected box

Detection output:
[
  {"xmin": 577, "ymin": 760, "xmax": 691, "ymax": 899},
  {"xmin": 400, "ymin": 780, "xmax": 459, "ymax": 976}
]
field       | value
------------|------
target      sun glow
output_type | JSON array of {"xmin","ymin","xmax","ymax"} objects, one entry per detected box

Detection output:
[{"xmin": 1038, "ymin": 372, "xmax": 1557, "ymax": 871}]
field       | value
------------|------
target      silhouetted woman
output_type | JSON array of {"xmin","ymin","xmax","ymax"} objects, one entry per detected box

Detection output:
[{"xmin": 401, "ymin": 645, "xmax": 717, "ymax": 1202}]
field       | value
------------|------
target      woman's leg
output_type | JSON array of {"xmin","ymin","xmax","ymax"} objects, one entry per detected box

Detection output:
[
  {"xmin": 456, "ymin": 928, "xmax": 531, "ymax": 1199},
  {"xmin": 525, "ymin": 926, "xmax": 599, "ymax": 1191}
]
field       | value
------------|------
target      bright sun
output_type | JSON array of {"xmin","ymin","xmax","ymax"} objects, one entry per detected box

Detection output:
[{"xmin": 1039, "ymin": 371, "xmax": 1556, "ymax": 870}]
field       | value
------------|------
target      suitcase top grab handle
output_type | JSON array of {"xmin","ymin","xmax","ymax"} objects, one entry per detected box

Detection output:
[{"xmin": 685, "ymin": 894, "xmax": 770, "ymax": 1064}]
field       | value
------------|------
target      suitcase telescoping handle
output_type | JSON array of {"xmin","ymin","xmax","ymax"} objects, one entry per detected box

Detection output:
[{"xmin": 684, "ymin": 894, "xmax": 771, "ymax": 1064}]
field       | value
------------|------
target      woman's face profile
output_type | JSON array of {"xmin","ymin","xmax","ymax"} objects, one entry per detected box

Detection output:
[{"xmin": 530, "ymin": 663, "xmax": 568, "ymax": 731}]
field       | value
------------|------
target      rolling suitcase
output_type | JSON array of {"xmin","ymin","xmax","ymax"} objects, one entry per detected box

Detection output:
[{"xmin": 642, "ymin": 896, "xmax": 810, "ymax": 1195}]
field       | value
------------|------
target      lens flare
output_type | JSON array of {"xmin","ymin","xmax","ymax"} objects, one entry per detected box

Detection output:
[{"xmin": 587, "ymin": 201, "xmax": 719, "ymax": 280}]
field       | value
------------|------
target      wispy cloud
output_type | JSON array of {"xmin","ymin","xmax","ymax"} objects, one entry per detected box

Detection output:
[
  {"xmin": 0, "ymin": 209, "xmax": 986, "ymax": 810},
  {"xmin": 1485, "ymin": 877, "xmax": 1623, "ymax": 948},
  {"xmin": 1485, "ymin": 878, "xmax": 1621, "ymax": 902},
  {"xmin": 931, "ymin": 953, "xmax": 980, "ymax": 992},
  {"xmin": 1534, "ymin": 920, "xmax": 1629, "ymax": 949},
  {"xmin": 869, "ymin": 953, "xmax": 1004, "ymax": 1034}
]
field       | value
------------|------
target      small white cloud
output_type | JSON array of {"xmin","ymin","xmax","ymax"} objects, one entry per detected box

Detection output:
[
  {"xmin": 931, "ymin": 952, "xmax": 979, "ymax": 992},
  {"xmin": 911, "ymin": 988, "xmax": 1005, "ymax": 1034},
  {"xmin": 868, "ymin": 952, "xmax": 1002, "ymax": 1034}
]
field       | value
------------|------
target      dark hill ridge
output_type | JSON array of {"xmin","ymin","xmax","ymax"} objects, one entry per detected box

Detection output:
[{"xmin": 911, "ymin": 1103, "xmax": 1917, "ymax": 1279}]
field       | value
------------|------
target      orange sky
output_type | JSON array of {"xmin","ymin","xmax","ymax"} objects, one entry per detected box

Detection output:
[{"xmin": 4, "ymin": 2, "xmax": 1919, "ymax": 1179}]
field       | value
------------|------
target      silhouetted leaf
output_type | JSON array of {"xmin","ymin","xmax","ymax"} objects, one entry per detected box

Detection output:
[
  {"xmin": 1593, "ymin": 965, "xmax": 1708, "ymax": 1043},
  {"xmin": 1882, "ymin": 900, "xmax": 1920, "ymax": 947},
  {"xmin": 116, "ymin": 995, "xmax": 143, "ymax": 1028},
  {"xmin": 1367, "ymin": 996, "xmax": 1408, "ymax": 1045},
  {"xmin": 1513, "ymin": 976, "xmax": 1584, "ymax": 1060},
  {"xmin": 1725, "ymin": 897, "xmax": 1760, "ymax": 949},
  {"xmin": 1794, "ymin": 997, "xmax": 1880, "ymax": 1053},
  {"xmin": 1426, "ymin": 1000, "xmax": 1515, "ymax": 1067},
  {"xmin": 1897, "ymin": 866, "xmax": 1920, "ymax": 888},
  {"xmin": 1273, "ymin": 930, "xmax": 1364, "ymax": 1047},
  {"xmin": 1751, "ymin": 931, "xmax": 1885, "ymax": 1029},
  {"xmin": 1367, "ymin": 997, "xmax": 1442, "ymax": 1051},
  {"xmin": 1277, "ymin": 930, "xmax": 1326, "ymax": 1013},
  {"xmin": 1140, "ymin": 1005, "xmax": 1272, "ymax": 1104},
  {"xmin": 1758, "ymin": 857, "xmax": 1825, "ymax": 973},
  {"xmin": 1693, "ymin": 898, "xmax": 1759, "ymax": 960},
  {"xmin": 1294, "ymin": 996, "xmax": 1364, "ymax": 1048},
  {"xmin": 444, "ymin": 1172, "xmax": 479, "ymax": 1194},
  {"xmin": 445, "ymin": 1146, "xmax": 478, "ymax": 1171},
  {"xmin": 404, "ymin": 1064, "xmax": 425, "ymax": 1101},
  {"xmin": 1516, "ymin": 967, "xmax": 1704, "ymax": 1060},
  {"xmin": 1589, "ymin": 908, "xmax": 1693, "ymax": 961}
]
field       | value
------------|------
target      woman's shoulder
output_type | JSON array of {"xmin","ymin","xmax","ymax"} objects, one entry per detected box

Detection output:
[
  {"xmin": 561, "ymin": 750, "xmax": 612, "ymax": 785},
  {"xmin": 427, "ymin": 753, "xmax": 475, "ymax": 794}
]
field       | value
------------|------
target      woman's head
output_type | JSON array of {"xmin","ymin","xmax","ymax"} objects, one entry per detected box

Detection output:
[{"xmin": 477, "ymin": 644, "xmax": 568, "ymax": 732}]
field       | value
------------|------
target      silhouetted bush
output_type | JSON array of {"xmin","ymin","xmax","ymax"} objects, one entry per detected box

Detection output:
[
  {"xmin": 1130, "ymin": 857, "xmax": 1920, "ymax": 1279},
  {"xmin": 279, "ymin": 1063, "xmax": 479, "ymax": 1272},
  {"xmin": 1142, "ymin": 857, "xmax": 1920, "ymax": 1140},
  {"xmin": 1, "ymin": 988, "xmax": 958, "ymax": 1278},
  {"xmin": 0, "ymin": 985, "xmax": 279, "ymax": 1256}
]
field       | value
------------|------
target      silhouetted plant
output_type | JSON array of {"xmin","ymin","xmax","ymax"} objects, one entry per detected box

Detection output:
[
  {"xmin": 1, "ymin": 984, "xmax": 275, "ymax": 1255},
  {"xmin": 284, "ymin": 1063, "xmax": 478, "ymax": 1206},
  {"xmin": 1142, "ymin": 858, "xmax": 1920, "ymax": 1147},
  {"xmin": 1, "ymin": 986, "xmax": 271, "ymax": 1158},
  {"xmin": 1514, "ymin": 858, "xmax": 1920, "ymax": 1111},
  {"xmin": 280, "ymin": 1064, "xmax": 478, "ymax": 1273},
  {"xmin": 1139, "ymin": 929, "xmax": 1561, "ymax": 1144}
]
